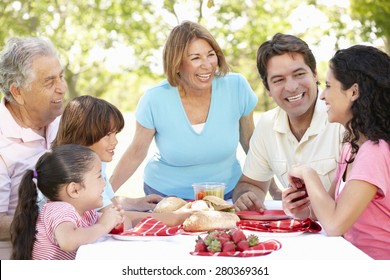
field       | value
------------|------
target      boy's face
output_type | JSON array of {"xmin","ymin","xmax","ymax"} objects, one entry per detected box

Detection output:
[
  {"xmin": 266, "ymin": 52, "xmax": 318, "ymax": 119},
  {"xmin": 88, "ymin": 132, "xmax": 118, "ymax": 162}
]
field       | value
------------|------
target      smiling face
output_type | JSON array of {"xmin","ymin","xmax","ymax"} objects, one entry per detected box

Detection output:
[
  {"xmin": 88, "ymin": 131, "xmax": 118, "ymax": 162},
  {"xmin": 266, "ymin": 53, "xmax": 318, "ymax": 119},
  {"xmin": 19, "ymin": 55, "xmax": 67, "ymax": 126},
  {"xmin": 78, "ymin": 154, "xmax": 106, "ymax": 211},
  {"xmin": 320, "ymin": 68, "xmax": 355, "ymax": 127},
  {"xmin": 178, "ymin": 38, "xmax": 218, "ymax": 93}
]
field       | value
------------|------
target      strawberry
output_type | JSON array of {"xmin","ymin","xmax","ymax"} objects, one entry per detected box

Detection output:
[
  {"xmin": 230, "ymin": 229, "xmax": 246, "ymax": 244},
  {"xmin": 194, "ymin": 236, "xmax": 207, "ymax": 252},
  {"xmin": 236, "ymin": 240, "xmax": 250, "ymax": 251},
  {"xmin": 219, "ymin": 231, "xmax": 232, "ymax": 241},
  {"xmin": 206, "ymin": 230, "xmax": 220, "ymax": 239},
  {"xmin": 109, "ymin": 222, "xmax": 124, "ymax": 234},
  {"xmin": 247, "ymin": 234, "xmax": 259, "ymax": 247},
  {"xmin": 217, "ymin": 236, "xmax": 230, "ymax": 246},
  {"xmin": 204, "ymin": 234, "xmax": 217, "ymax": 246},
  {"xmin": 222, "ymin": 241, "xmax": 236, "ymax": 252},
  {"xmin": 196, "ymin": 190, "xmax": 206, "ymax": 200},
  {"xmin": 207, "ymin": 239, "xmax": 221, "ymax": 253}
]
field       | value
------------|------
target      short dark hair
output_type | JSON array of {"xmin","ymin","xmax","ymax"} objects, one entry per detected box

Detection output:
[{"xmin": 256, "ymin": 33, "xmax": 317, "ymax": 90}]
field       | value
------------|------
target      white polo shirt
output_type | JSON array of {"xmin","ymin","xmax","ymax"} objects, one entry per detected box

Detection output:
[
  {"xmin": 243, "ymin": 99, "xmax": 344, "ymax": 190},
  {"xmin": 0, "ymin": 98, "xmax": 60, "ymax": 215}
]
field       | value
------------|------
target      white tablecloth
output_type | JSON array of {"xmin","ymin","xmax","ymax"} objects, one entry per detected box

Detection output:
[{"xmin": 76, "ymin": 200, "xmax": 371, "ymax": 260}]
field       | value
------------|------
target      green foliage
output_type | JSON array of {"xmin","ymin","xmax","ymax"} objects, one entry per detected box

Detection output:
[
  {"xmin": 1, "ymin": 0, "xmax": 388, "ymax": 112},
  {"xmin": 350, "ymin": 0, "xmax": 390, "ymax": 53}
]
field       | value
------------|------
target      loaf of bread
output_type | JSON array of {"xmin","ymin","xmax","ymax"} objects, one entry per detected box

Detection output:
[
  {"xmin": 183, "ymin": 211, "xmax": 240, "ymax": 232},
  {"xmin": 202, "ymin": 195, "xmax": 235, "ymax": 212},
  {"xmin": 180, "ymin": 200, "xmax": 211, "ymax": 211},
  {"xmin": 153, "ymin": 197, "xmax": 187, "ymax": 213}
]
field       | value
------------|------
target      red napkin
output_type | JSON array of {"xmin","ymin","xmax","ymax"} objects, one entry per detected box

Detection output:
[
  {"xmin": 237, "ymin": 218, "xmax": 322, "ymax": 233},
  {"xmin": 119, "ymin": 217, "xmax": 183, "ymax": 236},
  {"xmin": 190, "ymin": 239, "xmax": 282, "ymax": 257}
]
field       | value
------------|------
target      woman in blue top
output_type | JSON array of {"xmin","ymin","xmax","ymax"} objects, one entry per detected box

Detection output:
[{"xmin": 110, "ymin": 21, "xmax": 258, "ymax": 200}]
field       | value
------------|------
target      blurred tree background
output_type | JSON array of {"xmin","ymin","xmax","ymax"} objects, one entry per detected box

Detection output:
[{"xmin": 1, "ymin": 0, "xmax": 389, "ymax": 112}]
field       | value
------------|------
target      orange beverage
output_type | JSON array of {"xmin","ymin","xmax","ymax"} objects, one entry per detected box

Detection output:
[{"xmin": 192, "ymin": 182, "xmax": 225, "ymax": 200}]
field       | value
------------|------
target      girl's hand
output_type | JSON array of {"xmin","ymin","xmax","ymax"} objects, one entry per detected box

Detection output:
[
  {"xmin": 283, "ymin": 164, "xmax": 312, "ymax": 219},
  {"xmin": 282, "ymin": 187, "xmax": 310, "ymax": 220},
  {"xmin": 98, "ymin": 205, "xmax": 125, "ymax": 233}
]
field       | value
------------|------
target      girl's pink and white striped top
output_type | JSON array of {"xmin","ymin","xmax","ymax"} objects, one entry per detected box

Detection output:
[{"xmin": 32, "ymin": 201, "xmax": 99, "ymax": 260}]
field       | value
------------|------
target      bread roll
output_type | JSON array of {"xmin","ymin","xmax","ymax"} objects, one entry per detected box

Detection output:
[
  {"xmin": 183, "ymin": 211, "xmax": 240, "ymax": 232},
  {"xmin": 202, "ymin": 195, "xmax": 234, "ymax": 212},
  {"xmin": 153, "ymin": 197, "xmax": 187, "ymax": 213},
  {"xmin": 174, "ymin": 200, "xmax": 213, "ymax": 213}
]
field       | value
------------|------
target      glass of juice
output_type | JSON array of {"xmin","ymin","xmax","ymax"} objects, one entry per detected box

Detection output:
[{"xmin": 192, "ymin": 182, "xmax": 226, "ymax": 200}]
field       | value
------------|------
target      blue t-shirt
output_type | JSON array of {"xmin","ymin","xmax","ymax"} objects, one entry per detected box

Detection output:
[
  {"xmin": 136, "ymin": 73, "xmax": 258, "ymax": 199},
  {"xmin": 100, "ymin": 162, "xmax": 115, "ymax": 209}
]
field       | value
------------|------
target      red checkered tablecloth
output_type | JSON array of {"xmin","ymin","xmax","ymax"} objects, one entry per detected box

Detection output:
[{"xmin": 237, "ymin": 218, "xmax": 322, "ymax": 233}]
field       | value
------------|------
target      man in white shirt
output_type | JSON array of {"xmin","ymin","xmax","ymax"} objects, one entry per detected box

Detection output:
[{"xmin": 233, "ymin": 33, "xmax": 344, "ymax": 211}]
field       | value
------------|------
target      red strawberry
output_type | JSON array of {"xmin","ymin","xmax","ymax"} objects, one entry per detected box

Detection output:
[
  {"xmin": 236, "ymin": 240, "xmax": 250, "ymax": 252},
  {"xmin": 205, "ymin": 230, "xmax": 220, "ymax": 244},
  {"xmin": 207, "ymin": 239, "xmax": 222, "ymax": 253},
  {"xmin": 230, "ymin": 229, "xmax": 246, "ymax": 244},
  {"xmin": 222, "ymin": 241, "xmax": 236, "ymax": 252},
  {"xmin": 204, "ymin": 235, "xmax": 216, "ymax": 246},
  {"xmin": 109, "ymin": 222, "xmax": 124, "ymax": 234},
  {"xmin": 194, "ymin": 236, "xmax": 207, "ymax": 252},
  {"xmin": 217, "ymin": 236, "xmax": 231, "ymax": 245},
  {"xmin": 219, "ymin": 232, "xmax": 232, "ymax": 241}
]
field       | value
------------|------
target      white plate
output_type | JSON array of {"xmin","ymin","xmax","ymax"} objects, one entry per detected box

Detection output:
[{"xmin": 110, "ymin": 234, "xmax": 176, "ymax": 241}]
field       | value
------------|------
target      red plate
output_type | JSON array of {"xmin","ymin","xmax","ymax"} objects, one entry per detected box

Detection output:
[{"xmin": 236, "ymin": 210, "xmax": 291, "ymax": 221}]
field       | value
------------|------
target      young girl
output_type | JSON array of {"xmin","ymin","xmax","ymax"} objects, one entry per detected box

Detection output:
[
  {"xmin": 282, "ymin": 45, "xmax": 390, "ymax": 260},
  {"xmin": 10, "ymin": 144, "xmax": 125, "ymax": 260},
  {"xmin": 52, "ymin": 95, "xmax": 191, "ymax": 226}
]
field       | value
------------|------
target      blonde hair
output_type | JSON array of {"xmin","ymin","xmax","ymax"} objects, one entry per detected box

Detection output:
[{"xmin": 163, "ymin": 21, "xmax": 229, "ymax": 87}]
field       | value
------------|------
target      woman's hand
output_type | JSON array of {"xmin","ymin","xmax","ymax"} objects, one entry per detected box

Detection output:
[
  {"xmin": 135, "ymin": 194, "xmax": 163, "ymax": 211},
  {"xmin": 282, "ymin": 187, "xmax": 310, "ymax": 220},
  {"xmin": 282, "ymin": 164, "xmax": 313, "ymax": 220},
  {"xmin": 114, "ymin": 194, "xmax": 163, "ymax": 212}
]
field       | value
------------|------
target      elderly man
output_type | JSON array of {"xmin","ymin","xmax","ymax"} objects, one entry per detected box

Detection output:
[{"xmin": 0, "ymin": 37, "xmax": 67, "ymax": 259}]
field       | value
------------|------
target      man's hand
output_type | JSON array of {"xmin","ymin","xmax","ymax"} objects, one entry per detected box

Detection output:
[
  {"xmin": 234, "ymin": 191, "xmax": 266, "ymax": 211},
  {"xmin": 232, "ymin": 175, "xmax": 270, "ymax": 211}
]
